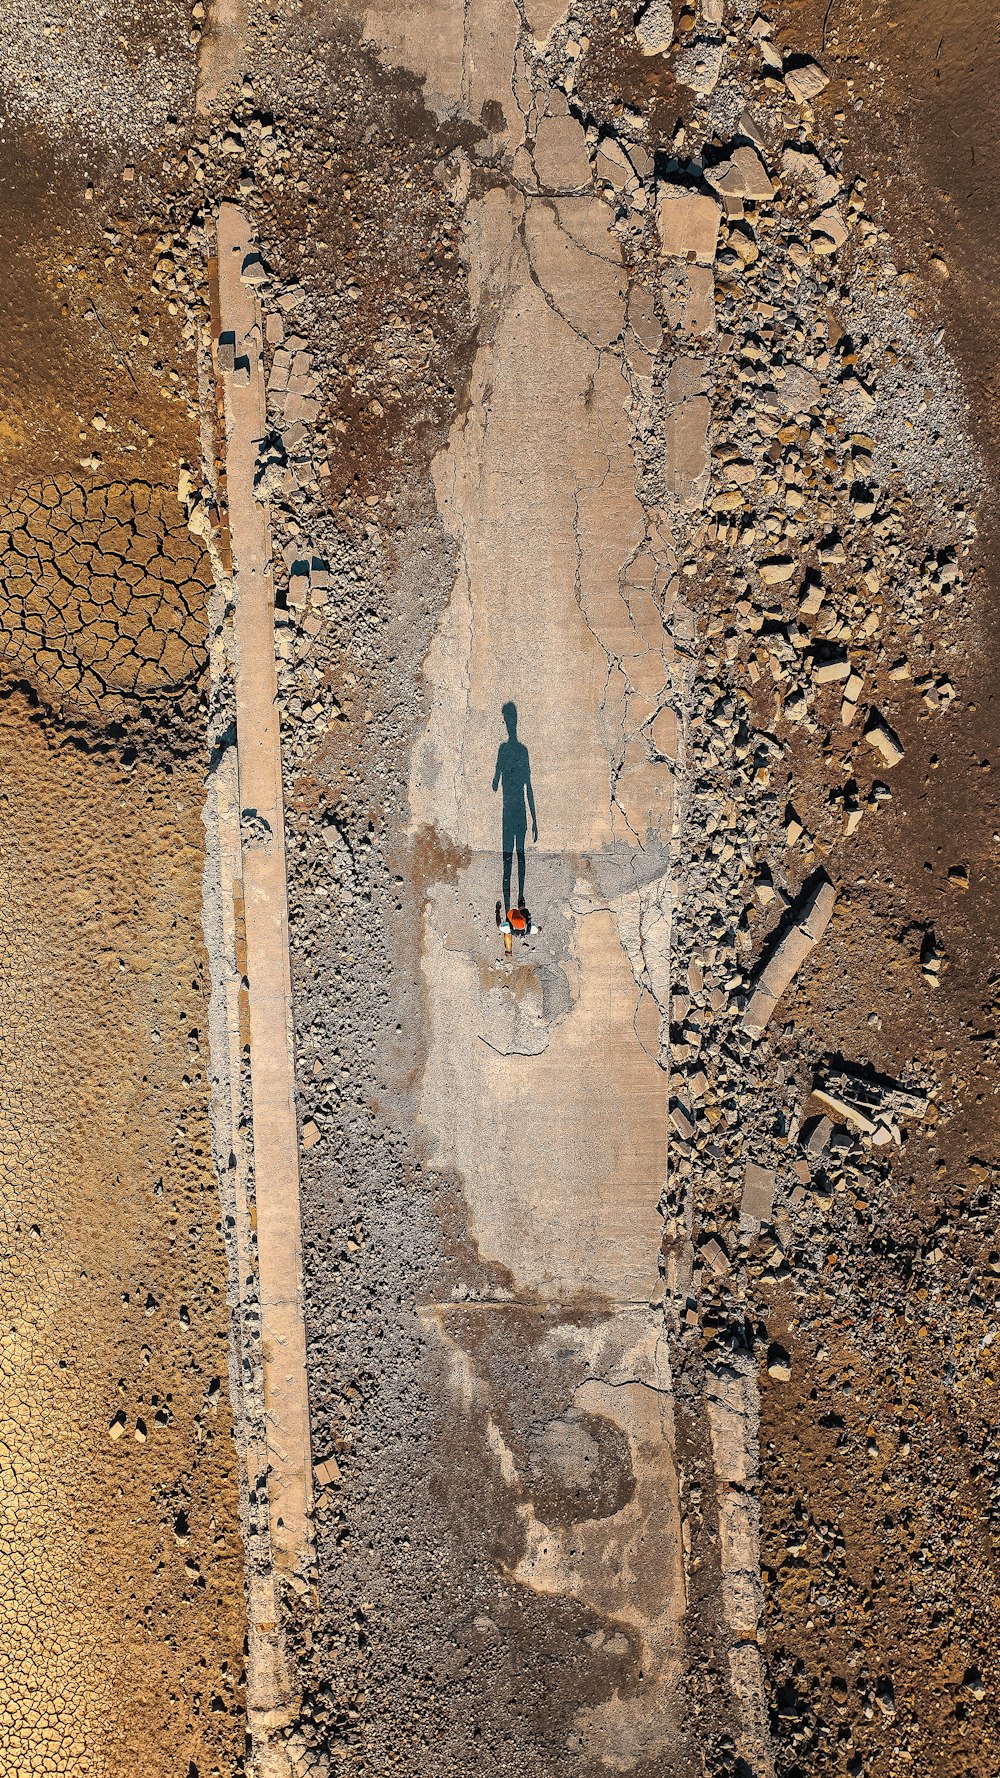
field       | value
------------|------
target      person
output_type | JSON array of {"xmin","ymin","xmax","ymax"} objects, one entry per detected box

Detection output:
[
  {"xmin": 492, "ymin": 701, "xmax": 537, "ymax": 912},
  {"xmin": 495, "ymin": 900, "xmax": 539, "ymax": 958}
]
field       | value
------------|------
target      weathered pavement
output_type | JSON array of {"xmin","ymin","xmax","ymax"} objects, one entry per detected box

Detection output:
[
  {"xmin": 406, "ymin": 183, "xmax": 685, "ymax": 1769},
  {"xmin": 369, "ymin": 2, "xmax": 693, "ymax": 1767}
]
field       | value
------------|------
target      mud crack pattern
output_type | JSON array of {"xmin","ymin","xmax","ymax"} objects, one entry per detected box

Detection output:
[{"xmin": 0, "ymin": 480, "xmax": 211, "ymax": 719}]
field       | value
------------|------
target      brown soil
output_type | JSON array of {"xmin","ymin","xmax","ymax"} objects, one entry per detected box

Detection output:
[{"xmin": 754, "ymin": 4, "xmax": 1000, "ymax": 1773}]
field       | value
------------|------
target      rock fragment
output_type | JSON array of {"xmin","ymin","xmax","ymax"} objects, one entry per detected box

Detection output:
[
  {"xmin": 782, "ymin": 55, "xmax": 829, "ymax": 105},
  {"xmin": 744, "ymin": 871, "xmax": 837, "ymax": 1034},
  {"xmin": 657, "ymin": 184, "xmax": 722, "ymax": 263},
  {"xmin": 705, "ymin": 144, "xmax": 774, "ymax": 202},
  {"xmin": 864, "ymin": 710, "xmax": 904, "ymax": 768},
  {"xmin": 742, "ymin": 1161, "xmax": 776, "ymax": 1222}
]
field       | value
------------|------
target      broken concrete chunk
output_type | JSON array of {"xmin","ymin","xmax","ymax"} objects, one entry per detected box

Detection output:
[
  {"xmin": 287, "ymin": 561, "xmax": 310, "ymax": 608},
  {"xmin": 675, "ymin": 36, "xmax": 725, "ymax": 94},
  {"xmin": 650, "ymin": 703, "xmax": 678, "ymax": 760},
  {"xmin": 314, "ymin": 1453, "xmax": 341, "ymax": 1487},
  {"xmin": 700, "ymin": 1235, "xmax": 731, "ymax": 1275},
  {"xmin": 758, "ymin": 556, "xmax": 795, "ymax": 585},
  {"xmin": 783, "ymin": 55, "xmax": 830, "ymax": 105},
  {"xmin": 240, "ymin": 250, "xmax": 267, "ymax": 285},
  {"xmin": 217, "ymin": 330, "xmax": 237, "ymax": 373},
  {"xmin": 811, "ymin": 205, "xmax": 849, "ymax": 255},
  {"xmin": 664, "ymin": 392, "xmax": 711, "ymax": 509},
  {"xmin": 634, "ymin": 0, "xmax": 674, "ymax": 54},
  {"xmin": 742, "ymin": 1161, "xmax": 776, "ymax": 1223},
  {"xmin": 864, "ymin": 710, "xmax": 904, "ymax": 767},
  {"xmin": 744, "ymin": 871, "xmax": 837, "ymax": 1034},
  {"xmin": 595, "ymin": 134, "xmax": 635, "ymax": 190},
  {"xmin": 736, "ymin": 107, "xmax": 766, "ymax": 150},
  {"xmin": 705, "ymin": 144, "xmax": 774, "ymax": 202},
  {"xmin": 627, "ymin": 282, "xmax": 662, "ymax": 354},
  {"xmin": 657, "ymin": 183, "xmax": 722, "ymax": 263},
  {"xmin": 671, "ymin": 1098, "xmax": 695, "ymax": 1141},
  {"xmin": 534, "ymin": 113, "xmax": 592, "ymax": 189},
  {"xmin": 810, "ymin": 1062, "xmax": 928, "ymax": 1145},
  {"xmin": 798, "ymin": 572, "xmax": 825, "ymax": 616}
]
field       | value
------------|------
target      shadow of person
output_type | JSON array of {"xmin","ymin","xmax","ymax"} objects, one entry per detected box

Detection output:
[{"xmin": 492, "ymin": 701, "xmax": 537, "ymax": 910}]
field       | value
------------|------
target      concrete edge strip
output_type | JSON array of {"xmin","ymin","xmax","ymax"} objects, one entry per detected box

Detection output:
[{"xmin": 211, "ymin": 200, "xmax": 314, "ymax": 1770}]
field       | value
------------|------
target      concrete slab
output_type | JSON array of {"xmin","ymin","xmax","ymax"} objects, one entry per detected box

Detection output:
[{"xmin": 214, "ymin": 205, "xmax": 313, "ymax": 1774}]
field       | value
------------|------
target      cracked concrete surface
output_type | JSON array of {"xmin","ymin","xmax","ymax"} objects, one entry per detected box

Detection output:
[{"xmin": 380, "ymin": 6, "xmax": 703, "ymax": 1763}]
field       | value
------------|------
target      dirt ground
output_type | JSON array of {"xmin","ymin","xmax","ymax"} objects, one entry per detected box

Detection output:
[{"xmin": 748, "ymin": 5, "xmax": 1000, "ymax": 1774}]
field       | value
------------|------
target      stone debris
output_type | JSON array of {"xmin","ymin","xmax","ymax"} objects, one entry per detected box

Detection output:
[
  {"xmin": 634, "ymin": 0, "xmax": 674, "ymax": 55},
  {"xmin": 705, "ymin": 144, "xmax": 774, "ymax": 202},
  {"xmin": 782, "ymin": 55, "xmax": 830, "ymax": 106},
  {"xmin": 742, "ymin": 1161, "xmax": 776, "ymax": 1223},
  {"xmin": 809, "ymin": 1062, "xmax": 929, "ymax": 1147},
  {"xmin": 744, "ymin": 873, "xmax": 837, "ymax": 1033},
  {"xmin": 863, "ymin": 709, "xmax": 905, "ymax": 767}
]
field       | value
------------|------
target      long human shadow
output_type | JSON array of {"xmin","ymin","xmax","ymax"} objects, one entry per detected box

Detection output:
[{"xmin": 491, "ymin": 701, "xmax": 537, "ymax": 911}]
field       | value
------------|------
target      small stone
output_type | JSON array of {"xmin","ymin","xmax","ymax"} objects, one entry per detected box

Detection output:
[
  {"xmin": 783, "ymin": 56, "xmax": 829, "ymax": 105},
  {"xmin": 864, "ymin": 711, "xmax": 904, "ymax": 768},
  {"xmin": 314, "ymin": 1454, "xmax": 342, "ymax": 1487},
  {"xmin": 301, "ymin": 1118, "xmax": 321, "ymax": 1149},
  {"xmin": 930, "ymin": 252, "xmax": 950, "ymax": 280},
  {"xmin": 767, "ymin": 1342, "xmax": 792, "ymax": 1381}
]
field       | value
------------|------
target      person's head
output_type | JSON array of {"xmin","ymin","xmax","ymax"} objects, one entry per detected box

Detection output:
[{"xmin": 501, "ymin": 700, "xmax": 517, "ymax": 738}]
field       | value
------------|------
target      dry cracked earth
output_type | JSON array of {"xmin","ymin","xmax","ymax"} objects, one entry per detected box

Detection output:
[{"xmin": 1, "ymin": 0, "xmax": 999, "ymax": 1774}]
